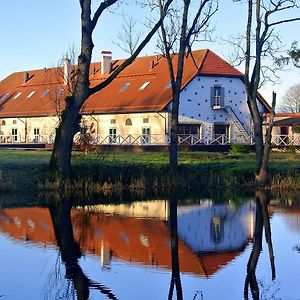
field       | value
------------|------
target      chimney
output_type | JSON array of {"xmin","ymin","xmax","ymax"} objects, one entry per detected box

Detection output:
[
  {"xmin": 149, "ymin": 60, "xmax": 155, "ymax": 70},
  {"xmin": 101, "ymin": 51, "xmax": 112, "ymax": 75},
  {"xmin": 23, "ymin": 72, "xmax": 29, "ymax": 83},
  {"xmin": 63, "ymin": 57, "xmax": 71, "ymax": 85}
]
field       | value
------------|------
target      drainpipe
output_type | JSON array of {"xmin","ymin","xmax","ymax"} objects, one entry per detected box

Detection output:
[
  {"xmin": 89, "ymin": 114, "xmax": 100, "ymax": 141},
  {"xmin": 17, "ymin": 118, "xmax": 28, "ymax": 143},
  {"xmin": 157, "ymin": 111, "xmax": 168, "ymax": 144}
]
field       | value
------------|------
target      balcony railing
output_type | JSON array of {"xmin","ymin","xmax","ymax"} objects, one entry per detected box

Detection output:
[{"xmin": 1, "ymin": 133, "xmax": 300, "ymax": 146}]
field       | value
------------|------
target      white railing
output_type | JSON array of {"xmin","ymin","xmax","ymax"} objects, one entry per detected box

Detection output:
[
  {"xmin": 0, "ymin": 134, "xmax": 55, "ymax": 144},
  {"xmin": 1, "ymin": 133, "xmax": 300, "ymax": 146},
  {"xmin": 271, "ymin": 135, "xmax": 300, "ymax": 146}
]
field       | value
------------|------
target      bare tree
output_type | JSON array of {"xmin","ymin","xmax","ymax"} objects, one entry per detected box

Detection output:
[
  {"xmin": 115, "ymin": 17, "xmax": 143, "ymax": 55},
  {"xmin": 156, "ymin": 0, "xmax": 218, "ymax": 184},
  {"xmin": 49, "ymin": 0, "xmax": 174, "ymax": 177},
  {"xmin": 233, "ymin": 0, "xmax": 300, "ymax": 186},
  {"xmin": 278, "ymin": 83, "xmax": 300, "ymax": 113}
]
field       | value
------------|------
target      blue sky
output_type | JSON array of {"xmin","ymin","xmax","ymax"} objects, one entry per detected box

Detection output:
[{"xmin": 0, "ymin": 1, "xmax": 299, "ymax": 103}]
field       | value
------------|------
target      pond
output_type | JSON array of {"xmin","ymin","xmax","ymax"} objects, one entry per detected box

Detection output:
[{"xmin": 1, "ymin": 191, "xmax": 300, "ymax": 300}]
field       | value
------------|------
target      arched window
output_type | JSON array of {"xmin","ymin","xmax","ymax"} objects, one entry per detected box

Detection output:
[
  {"xmin": 125, "ymin": 118, "xmax": 132, "ymax": 126},
  {"xmin": 1, "ymin": 120, "xmax": 6, "ymax": 126}
]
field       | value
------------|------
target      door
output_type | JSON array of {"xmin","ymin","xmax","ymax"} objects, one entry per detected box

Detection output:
[
  {"xmin": 280, "ymin": 126, "xmax": 289, "ymax": 145},
  {"xmin": 141, "ymin": 127, "xmax": 151, "ymax": 144},
  {"xmin": 109, "ymin": 128, "xmax": 117, "ymax": 144},
  {"xmin": 33, "ymin": 128, "xmax": 40, "ymax": 143},
  {"xmin": 12, "ymin": 128, "xmax": 18, "ymax": 142}
]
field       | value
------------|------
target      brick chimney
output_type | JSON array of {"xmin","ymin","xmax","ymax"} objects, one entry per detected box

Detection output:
[
  {"xmin": 63, "ymin": 57, "xmax": 71, "ymax": 85},
  {"xmin": 101, "ymin": 51, "xmax": 112, "ymax": 74},
  {"xmin": 23, "ymin": 72, "xmax": 29, "ymax": 83}
]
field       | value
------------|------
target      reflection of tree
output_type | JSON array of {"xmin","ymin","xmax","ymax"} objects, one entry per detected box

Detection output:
[
  {"xmin": 48, "ymin": 197, "xmax": 118, "ymax": 300},
  {"xmin": 168, "ymin": 191, "xmax": 183, "ymax": 300},
  {"xmin": 244, "ymin": 190, "xmax": 276, "ymax": 300}
]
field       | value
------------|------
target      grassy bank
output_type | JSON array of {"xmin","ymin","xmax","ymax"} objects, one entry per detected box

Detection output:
[{"xmin": 0, "ymin": 149, "xmax": 299, "ymax": 195}]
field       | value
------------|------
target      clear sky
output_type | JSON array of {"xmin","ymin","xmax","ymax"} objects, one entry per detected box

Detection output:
[{"xmin": 0, "ymin": 1, "xmax": 299, "ymax": 104}]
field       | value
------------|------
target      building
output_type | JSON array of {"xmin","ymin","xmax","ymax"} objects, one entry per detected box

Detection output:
[
  {"xmin": 269, "ymin": 113, "xmax": 300, "ymax": 146},
  {"xmin": 0, "ymin": 49, "xmax": 271, "ymax": 146}
]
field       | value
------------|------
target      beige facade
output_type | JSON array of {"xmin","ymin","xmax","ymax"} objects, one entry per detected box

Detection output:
[
  {"xmin": 0, "ymin": 116, "xmax": 58, "ymax": 143},
  {"xmin": 0, "ymin": 111, "xmax": 170, "ymax": 145}
]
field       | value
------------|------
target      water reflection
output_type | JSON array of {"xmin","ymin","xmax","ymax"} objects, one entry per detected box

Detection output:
[
  {"xmin": 1, "ymin": 193, "xmax": 300, "ymax": 299},
  {"xmin": 168, "ymin": 192, "xmax": 183, "ymax": 300},
  {"xmin": 48, "ymin": 197, "xmax": 118, "ymax": 300},
  {"xmin": 243, "ymin": 191, "xmax": 276, "ymax": 300}
]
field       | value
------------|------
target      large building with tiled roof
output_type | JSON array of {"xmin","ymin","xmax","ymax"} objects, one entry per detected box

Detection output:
[{"xmin": 0, "ymin": 49, "xmax": 271, "ymax": 145}]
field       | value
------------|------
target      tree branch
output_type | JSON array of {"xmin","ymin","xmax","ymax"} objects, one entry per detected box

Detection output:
[{"xmin": 89, "ymin": 0, "xmax": 174, "ymax": 95}]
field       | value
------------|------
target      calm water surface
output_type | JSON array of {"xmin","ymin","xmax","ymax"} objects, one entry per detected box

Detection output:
[{"xmin": 1, "ymin": 192, "xmax": 300, "ymax": 300}]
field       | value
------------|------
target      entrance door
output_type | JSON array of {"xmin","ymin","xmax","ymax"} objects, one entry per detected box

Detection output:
[
  {"xmin": 109, "ymin": 128, "xmax": 117, "ymax": 144},
  {"xmin": 33, "ymin": 128, "xmax": 40, "ymax": 143},
  {"xmin": 12, "ymin": 128, "xmax": 18, "ymax": 142},
  {"xmin": 141, "ymin": 127, "xmax": 151, "ymax": 144},
  {"xmin": 280, "ymin": 126, "xmax": 289, "ymax": 145}
]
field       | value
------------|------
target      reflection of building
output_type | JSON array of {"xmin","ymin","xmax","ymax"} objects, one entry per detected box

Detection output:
[
  {"xmin": 0, "ymin": 200, "xmax": 255, "ymax": 277},
  {"xmin": 177, "ymin": 200, "xmax": 255, "ymax": 252}
]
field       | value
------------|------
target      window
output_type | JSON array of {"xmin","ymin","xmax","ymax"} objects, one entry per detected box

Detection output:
[
  {"xmin": 12, "ymin": 128, "xmax": 18, "ymax": 142},
  {"xmin": 125, "ymin": 118, "xmax": 132, "ymax": 126},
  {"xmin": 1, "ymin": 120, "xmax": 6, "ymax": 126},
  {"xmin": 110, "ymin": 119, "xmax": 116, "ymax": 124},
  {"xmin": 139, "ymin": 81, "xmax": 150, "ymax": 90},
  {"xmin": 13, "ymin": 120, "xmax": 17, "ymax": 125},
  {"xmin": 109, "ymin": 128, "xmax": 117, "ymax": 144},
  {"xmin": 13, "ymin": 92, "xmax": 22, "ymax": 99},
  {"xmin": 0, "ymin": 93, "xmax": 9, "ymax": 101},
  {"xmin": 143, "ymin": 118, "xmax": 149, "ymax": 123},
  {"xmin": 40, "ymin": 89, "xmax": 49, "ymax": 97},
  {"xmin": 178, "ymin": 124, "xmax": 200, "ymax": 135},
  {"xmin": 210, "ymin": 86, "xmax": 224, "ymax": 107},
  {"xmin": 56, "ymin": 88, "xmax": 64, "ymax": 96},
  {"xmin": 120, "ymin": 83, "xmax": 131, "ymax": 92},
  {"xmin": 27, "ymin": 91, "xmax": 36, "ymax": 98},
  {"xmin": 213, "ymin": 124, "xmax": 229, "ymax": 136}
]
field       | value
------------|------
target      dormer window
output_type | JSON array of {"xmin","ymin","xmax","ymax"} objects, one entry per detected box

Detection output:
[
  {"xmin": 139, "ymin": 81, "xmax": 150, "ymax": 90},
  {"xmin": 13, "ymin": 92, "xmax": 22, "ymax": 99},
  {"xmin": 0, "ymin": 93, "xmax": 9, "ymax": 101},
  {"xmin": 120, "ymin": 83, "xmax": 131, "ymax": 92},
  {"xmin": 40, "ymin": 89, "xmax": 49, "ymax": 97},
  {"xmin": 27, "ymin": 91, "xmax": 36, "ymax": 98},
  {"xmin": 56, "ymin": 88, "xmax": 64, "ymax": 97}
]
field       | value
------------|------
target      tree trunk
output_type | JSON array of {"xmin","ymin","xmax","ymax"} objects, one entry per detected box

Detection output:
[
  {"xmin": 49, "ymin": 97, "xmax": 82, "ymax": 177},
  {"xmin": 169, "ymin": 92, "xmax": 180, "ymax": 186},
  {"xmin": 254, "ymin": 93, "xmax": 276, "ymax": 187}
]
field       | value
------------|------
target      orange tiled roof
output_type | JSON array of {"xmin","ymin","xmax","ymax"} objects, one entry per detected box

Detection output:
[{"xmin": 0, "ymin": 49, "xmax": 247, "ymax": 118}]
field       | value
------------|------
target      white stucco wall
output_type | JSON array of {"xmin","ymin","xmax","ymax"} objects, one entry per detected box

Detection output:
[{"xmin": 179, "ymin": 75, "xmax": 267, "ymax": 142}]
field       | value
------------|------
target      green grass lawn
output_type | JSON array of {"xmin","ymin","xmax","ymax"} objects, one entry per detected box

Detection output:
[{"xmin": 0, "ymin": 149, "xmax": 299, "ymax": 194}]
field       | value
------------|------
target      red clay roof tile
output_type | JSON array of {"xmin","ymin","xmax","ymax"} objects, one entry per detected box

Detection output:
[{"xmin": 0, "ymin": 49, "xmax": 255, "ymax": 118}]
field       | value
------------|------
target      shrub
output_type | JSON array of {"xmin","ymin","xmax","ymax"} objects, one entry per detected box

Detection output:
[{"xmin": 229, "ymin": 143, "xmax": 252, "ymax": 154}]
